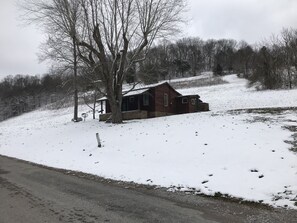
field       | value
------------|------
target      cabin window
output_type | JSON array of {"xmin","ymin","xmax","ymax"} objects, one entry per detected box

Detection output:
[
  {"xmin": 164, "ymin": 93, "xmax": 168, "ymax": 107},
  {"xmin": 143, "ymin": 93, "xmax": 149, "ymax": 106},
  {"xmin": 191, "ymin": 98, "xmax": 196, "ymax": 105},
  {"xmin": 129, "ymin": 96, "xmax": 134, "ymax": 103},
  {"xmin": 182, "ymin": 97, "xmax": 188, "ymax": 104}
]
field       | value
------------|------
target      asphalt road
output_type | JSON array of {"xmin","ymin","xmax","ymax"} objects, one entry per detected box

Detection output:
[{"xmin": 0, "ymin": 155, "xmax": 296, "ymax": 223}]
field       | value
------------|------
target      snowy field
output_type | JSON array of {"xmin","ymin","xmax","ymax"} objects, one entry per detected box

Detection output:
[
  {"xmin": 0, "ymin": 74, "xmax": 297, "ymax": 209},
  {"xmin": 179, "ymin": 74, "xmax": 297, "ymax": 112}
]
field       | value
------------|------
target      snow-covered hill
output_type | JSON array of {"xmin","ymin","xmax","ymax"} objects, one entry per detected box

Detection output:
[
  {"xmin": 0, "ymin": 74, "xmax": 297, "ymax": 209},
  {"xmin": 179, "ymin": 74, "xmax": 297, "ymax": 111}
]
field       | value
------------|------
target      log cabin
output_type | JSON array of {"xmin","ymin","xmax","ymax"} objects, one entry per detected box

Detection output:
[{"xmin": 98, "ymin": 82, "xmax": 209, "ymax": 121}]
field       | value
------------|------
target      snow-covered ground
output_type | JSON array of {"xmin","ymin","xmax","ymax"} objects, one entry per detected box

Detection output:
[
  {"xmin": 179, "ymin": 74, "xmax": 297, "ymax": 111},
  {"xmin": 0, "ymin": 74, "xmax": 297, "ymax": 209}
]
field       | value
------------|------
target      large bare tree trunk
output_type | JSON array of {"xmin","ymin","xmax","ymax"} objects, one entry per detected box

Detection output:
[
  {"xmin": 111, "ymin": 101, "xmax": 122, "ymax": 123},
  {"xmin": 106, "ymin": 83, "xmax": 123, "ymax": 123}
]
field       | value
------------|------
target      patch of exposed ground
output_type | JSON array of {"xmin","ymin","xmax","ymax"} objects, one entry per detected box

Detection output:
[{"xmin": 228, "ymin": 107, "xmax": 297, "ymax": 153}]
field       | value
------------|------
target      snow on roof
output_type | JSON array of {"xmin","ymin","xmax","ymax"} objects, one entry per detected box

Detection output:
[
  {"xmin": 177, "ymin": 94, "xmax": 200, "ymax": 98},
  {"xmin": 123, "ymin": 88, "xmax": 149, "ymax": 97},
  {"xmin": 122, "ymin": 81, "xmax": 167, "ymax": 91},
  {"xmin": 98, "ymin": 88, "xmax": 149, "ymax": 101},
  {"xmin": 98, "ymin": 81, "xmax": 183, "ymax": 101},
  {"xmin": 123, "ymin": 80, "xmax": 185, "ymax": 92}
]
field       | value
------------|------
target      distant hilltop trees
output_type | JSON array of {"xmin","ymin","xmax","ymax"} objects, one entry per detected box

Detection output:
[
  {"xmin": 0, "ymin": 73, "xmax": 73, "ymax": 121},
  {"xmin": 135, "ymin": 28, "xmax": 297, "ymax": 89}
]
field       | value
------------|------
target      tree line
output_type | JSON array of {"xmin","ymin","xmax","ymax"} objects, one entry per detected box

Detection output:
[
  {"xmin": 135, "ymin": 28, "xmax": 297, "ymax": 90},
  {"xmin": 0, "ymin": 73, "xmax": 71, "ymax": 121},
  {"xmin": 0, "ymin": 70, "xmax": 104, "ymax": 122},
  {"xmin": 248, "ymin": 28, "xmax": 297, "ymax": 89}
]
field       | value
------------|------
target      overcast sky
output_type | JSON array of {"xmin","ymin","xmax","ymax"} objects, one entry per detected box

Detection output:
[{"xmin": 1, "ymin": 0, "xmax": 297, "ymax": 80}]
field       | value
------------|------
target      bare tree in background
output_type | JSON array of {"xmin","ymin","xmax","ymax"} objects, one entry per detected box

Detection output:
[
  {"xmin": 234, "ymin": 41, "xmax": 254, "ymax": 77},
  {"xmin": 77, "ymin": 0, "xmax": 186, "ymax": 123},
  {"xmin": 22, "ymin": 0, "xmax": 82, "ymax": 122},
  {"xmin": 279, "ymin": 28, "xmax": 297, "ymax": 89},
  {"xmin": 203, "ymin": 40, "xmax": 216, "ymax": 71}
]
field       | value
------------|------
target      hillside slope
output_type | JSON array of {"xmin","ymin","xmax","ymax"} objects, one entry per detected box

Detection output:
[
  {"xmin": 0, "ymin": 74, "xmax": 296, "ymax": 209},
  {"xmin": 178, "ymin": 74, "xmax": 297, "ymax": 111}
]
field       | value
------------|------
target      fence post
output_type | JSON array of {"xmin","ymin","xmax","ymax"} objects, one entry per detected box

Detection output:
[{"xmin": 96, "ymin": 133, "xmax": 101, "ymax": 148}]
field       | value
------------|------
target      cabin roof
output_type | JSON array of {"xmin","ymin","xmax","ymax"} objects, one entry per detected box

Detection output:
[
  {"xmin": 177, "ymin": 94, "xmax": 200, "ymax": 98},
  {"xmin": 124, "ymin": 88, "xmax": 149, "ymax": 97},
  {"xmin": 98, "ymin": 89, "xmax": 149, "ymax": 101},
  {"xmin": 98, "ymin": 82, "xmax": 181, "ymax": 101}
]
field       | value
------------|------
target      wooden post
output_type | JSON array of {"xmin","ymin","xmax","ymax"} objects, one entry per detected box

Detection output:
[{"xmin": 96, "ymin": 133, "xmax": 101, "ymax": 148}]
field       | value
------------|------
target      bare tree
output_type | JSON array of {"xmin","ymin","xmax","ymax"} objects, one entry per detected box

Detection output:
[
  {"xmin": 77, "ymin": 0, "xmax": 186, "ymax": 123},
  {"xmin": 22, "ymin": 0, "xmax": 82, "ymax": 122},
  {"xmin": 79, "ymin": 66, "xmax": 105, "ymax": 119},
  {"xmin": 279, "ymin": 28, "xmax": 297, "ymax": 89},
  {"xmin": 233, "ymin": 41, "xmax": 254, "ymax": 77},
  {"xmin": 203, "ymin": 40, "xmax": 216, "ymax": 71},
  {"xmin": 213, "ymin": 39, "xmax": 237, "ymax": 74},
  {"xmin": 179, "ymin": 38, "xmax": 204, "ymax": 76}
]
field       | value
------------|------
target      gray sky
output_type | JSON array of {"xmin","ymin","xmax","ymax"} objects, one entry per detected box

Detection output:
[
  {"xmin": 1, "ymin": 0, "xmax": 297, "ymax": 80},
  {"xmin": 184, "ymin": 0, "xmax": 297, "ymax": 42},
  {"xmin": 0, "ymin": 0, "xmax": 48, "ymax": 80}
]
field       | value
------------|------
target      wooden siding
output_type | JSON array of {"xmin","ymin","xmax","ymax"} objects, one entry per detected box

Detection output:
[
  {"xmin": 176, "ymin": 95, "xmax": 201, "ymax": 114},
  {"xmin": 197, "ymin": 102, "xmax": 210, "ymax": 111},
  {"xmin": 152, "ymin": 83, "xmax": 180, "ymax": 116},
  {"xmin": 139, "ymin": 90, "xmax": 154, "ymax": 112}
]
